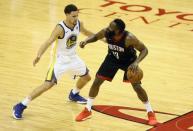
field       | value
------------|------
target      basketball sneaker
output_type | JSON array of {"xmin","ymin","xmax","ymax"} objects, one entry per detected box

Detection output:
[
  {"xmin": 147, "ymin": 111, "xmax": 158, "ymax": 125},
  {"xmin": 75, "ymin": 107, "xmax": 92, "ymax": 121},
  {"xmin": 68, "ymin": 90, "xmax": 87, "ymax": 104},
  {"xmin": 12, "ymin": 103, "xmax": 27, "ymax": 120}
]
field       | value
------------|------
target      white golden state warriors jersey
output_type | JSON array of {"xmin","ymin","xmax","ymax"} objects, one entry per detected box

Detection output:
[{"xmin": 52, "ymin": 20, "xmax": 80, "ymax": 57}]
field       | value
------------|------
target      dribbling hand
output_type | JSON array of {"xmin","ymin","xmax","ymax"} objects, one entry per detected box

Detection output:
[{"xmin": 128, "ymin": 62, "xmax": 138, "ymax": 72}]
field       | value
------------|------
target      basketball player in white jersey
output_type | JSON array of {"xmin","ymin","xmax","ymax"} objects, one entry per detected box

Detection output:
[{"xmin": 12, "ymin": 4, "xmax": 92, "ymax": 119}]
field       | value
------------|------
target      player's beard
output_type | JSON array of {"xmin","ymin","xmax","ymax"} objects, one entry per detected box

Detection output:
[{"xmin": 106, "ymin": 29, "xmax": 115, "ymax": 38}]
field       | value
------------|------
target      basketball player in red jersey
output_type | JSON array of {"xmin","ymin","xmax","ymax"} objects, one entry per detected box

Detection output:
[{"xmin": 76, "ymin": 19, "xmax": 158, "ymax": 125}]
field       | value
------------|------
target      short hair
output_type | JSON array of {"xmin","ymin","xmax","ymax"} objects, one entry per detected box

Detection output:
[
  {"xmin": 64, "ymin": 4, "xmax": 78, "ymax": 14},
  {"xmin": 113, "ymin": 19, "xmax": 125, "ymax": 32}
]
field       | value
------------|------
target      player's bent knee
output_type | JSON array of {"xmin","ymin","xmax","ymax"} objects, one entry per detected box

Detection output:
[
  {"xmin": 81, "ymin": 74, "xmax": 91, "ymax": 82},
  {"xmin": 85, "ymin": 74, "xmax": 91, "ymax": 81},
  {"xmin": 92, "ymin": 77, "xmax": 104, "ymax": 87}
]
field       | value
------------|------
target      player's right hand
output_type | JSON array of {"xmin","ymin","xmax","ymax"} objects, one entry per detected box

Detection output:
[
  {"xmin": 128, "ymin": 61, "xmax": 138, "ymax": 72},
  {"xmin": 33, "ymin": 56, "xmax": 40, "ymax": 67},
  {"xmin": 79, "ymin": 41, "xmax": 87, "ymax": 48}
]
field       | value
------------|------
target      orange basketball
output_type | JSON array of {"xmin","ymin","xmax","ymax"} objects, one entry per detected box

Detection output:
[{"xmin": 127, "ymin": 66, "xmax": 143, "ymax": 83}]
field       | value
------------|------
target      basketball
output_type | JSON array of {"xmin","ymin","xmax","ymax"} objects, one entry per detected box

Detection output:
[{"xmin": 127, "ymin": 66, "xmax": 143, "ymax": 83}]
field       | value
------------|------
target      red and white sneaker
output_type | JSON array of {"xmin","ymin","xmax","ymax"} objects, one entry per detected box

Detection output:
[
  {"xmin": 76, "ymin": 107, "xmax": 92, "ymax": 122},
  {"xmin": 147, "ymin": 111, "xmax": 158, "ymax": 126}
]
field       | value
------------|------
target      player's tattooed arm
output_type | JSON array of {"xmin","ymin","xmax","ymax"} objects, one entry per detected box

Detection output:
[
  {"xmin": 79, "ymin": 28, "xmax": 106, "ymax": 48},
  {"xmin": 126, "ymin": 33, "xmax": 148, "ymax": 65},
  {"xmin": 33, "ymin": 25, "xmax": 63, "ymax": 66}
]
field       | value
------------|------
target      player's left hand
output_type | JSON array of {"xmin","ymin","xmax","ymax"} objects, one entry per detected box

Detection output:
[
  {"xmin": 128, "ymin": 62, "xmax": 138, "ymax": 72},
  {"xmin": 33, "ymin": 56, "xmax": 41, "ymax": 67},
  {"xmin": 79, "ymin": 41, "xmax": 87, "ymax": 48}
]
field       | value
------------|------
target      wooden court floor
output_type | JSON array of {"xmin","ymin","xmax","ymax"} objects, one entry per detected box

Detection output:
[{"xmin": 0, "ymin": 0, "xmax": 193, "ymax": 131}]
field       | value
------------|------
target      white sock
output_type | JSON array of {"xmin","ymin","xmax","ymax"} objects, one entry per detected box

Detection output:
[
  {"xmin": 72, "ymin": 87, "xmax": 80, "ymax": 94},
  {"xmin": 21, "ymin": 97, "xmax": 31, "ymax": 106},
  {"xmin": 86, "ymin": 98, "xmax": 94, "ymax": 111},
  {"xmin": 144, "ymin": 101, "xmax": 153, "ymax": 112}
]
